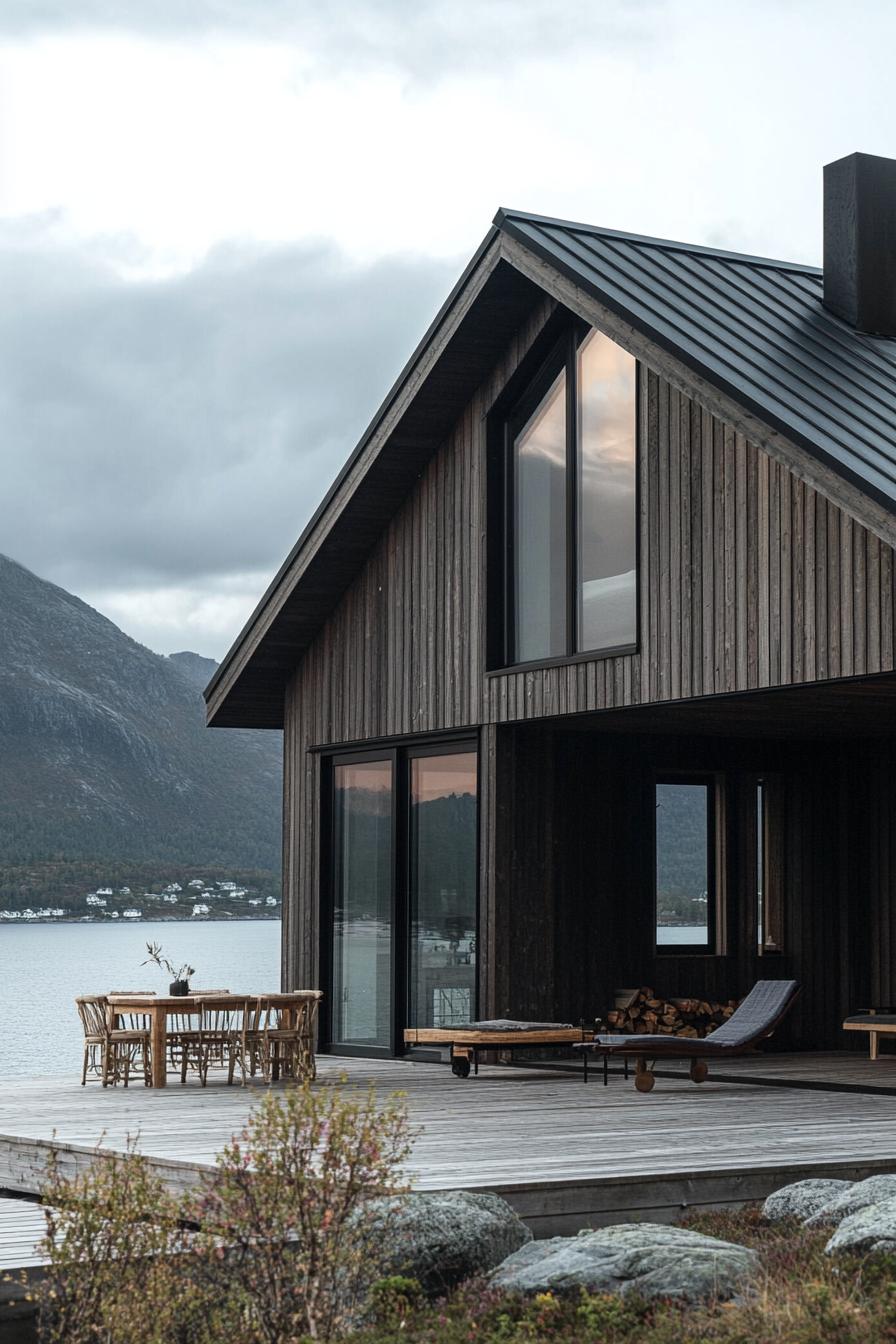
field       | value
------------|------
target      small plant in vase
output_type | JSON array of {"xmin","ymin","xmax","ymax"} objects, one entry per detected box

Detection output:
[{"xmin": 143, "ymin": 942, "xmax": 195, "ymax": 996}]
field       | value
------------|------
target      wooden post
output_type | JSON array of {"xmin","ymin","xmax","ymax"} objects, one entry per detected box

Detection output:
[{"xmin": 150, "ymin": 1004, "xmax": 167, "ymax": 1088}]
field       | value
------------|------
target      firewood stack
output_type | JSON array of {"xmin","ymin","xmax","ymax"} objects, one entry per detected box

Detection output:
[{"xmin": 606, "ymin": 986, "xmax": 740, "ymax": 1039}]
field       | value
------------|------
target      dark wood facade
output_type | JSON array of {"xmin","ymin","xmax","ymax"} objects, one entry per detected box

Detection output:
[{"xmin": 278, "ymin": 276, "xmax": 896, "ymax": 1053}]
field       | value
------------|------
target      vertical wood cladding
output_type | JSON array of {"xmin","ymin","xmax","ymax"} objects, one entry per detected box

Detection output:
[
  {"xmin": 286, "ymin": 359, "xmax": 896, "ymax": 757},
  {"xmin": 498, "ymin": 727, "xmax": 875, "ymax": 1051},
  {"xmin": 283, "ymin": 313, "xmax": 896, "ymax": 1002}
]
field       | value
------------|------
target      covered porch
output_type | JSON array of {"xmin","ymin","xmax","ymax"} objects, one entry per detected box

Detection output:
[{"xmin": 487, "ymin": 671, "xmax": 896, "ymax": 1052}]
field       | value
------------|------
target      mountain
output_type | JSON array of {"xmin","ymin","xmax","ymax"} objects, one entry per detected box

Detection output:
[{"xmin": 0, "ymin": 554, "xmax": 281, "ymax": 874}]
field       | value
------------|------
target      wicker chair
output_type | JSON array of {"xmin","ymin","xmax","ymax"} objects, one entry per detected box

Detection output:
[
  {"xmin": 179, "ymin": 996, "xmax": 251, "ymax": 1086},
  {"xmin": 161, "ymin": 993, "xmax": 233, "ymax": 1081},
  {"xmin": 75, "ymin": 995, "xmax": 151, "ymax": 1087},
  {"xmin": 258, "ymin": 992, "xmax": 322, "ymax": 1083}
]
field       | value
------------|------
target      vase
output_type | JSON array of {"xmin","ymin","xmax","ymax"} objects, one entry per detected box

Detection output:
[{"xmin": 170, "ymin": 979, "xmax": 190, "ymax": 996}]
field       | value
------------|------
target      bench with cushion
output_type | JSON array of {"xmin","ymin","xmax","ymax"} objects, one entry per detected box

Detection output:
[
  {"xmin": 403, "ymin": 1020, "xmax": 587, "ymax": 1077},
  {"xmin": 843, "ymin": 1010, "xmax": 896, "ymax": 1059}
]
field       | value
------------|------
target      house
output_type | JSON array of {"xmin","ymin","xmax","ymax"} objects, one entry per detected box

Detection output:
[{"xmin": 206, "ymin": 152, "xmax": 896, "ymax": 1059}]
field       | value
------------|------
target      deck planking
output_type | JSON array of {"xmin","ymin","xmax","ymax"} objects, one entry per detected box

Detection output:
[{"xmin": 4, "ymin": 1053, "xmax": 896, "ymax": 1240}]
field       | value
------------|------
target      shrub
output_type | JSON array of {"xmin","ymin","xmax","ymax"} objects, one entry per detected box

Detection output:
[
  {"xmin": 37, "ymin": 1140, "xmax": 223, "ymax": 1344},
  {"xmin": 36, "ymin": 1080, "xmax": 412, "ymax": 1344},
  {"xmin": 187, "ymin": 1081, "xmax": 412, "ymax": 1341}
]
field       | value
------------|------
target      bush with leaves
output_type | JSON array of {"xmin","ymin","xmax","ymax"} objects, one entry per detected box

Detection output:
[
  {"xmin": 36, "ymin": 1140, "xmax": 224, "ymax": 1344},
  {"xmin": 186, "ymin": 1082, "xmax": 412, "ymax": 1341},
  {"xmin": 35, "ymin": 1080, "xmax": 412, "ymax": 1344}
]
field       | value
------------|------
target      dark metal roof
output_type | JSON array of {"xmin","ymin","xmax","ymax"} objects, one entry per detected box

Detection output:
[{"xmin": 496, "ymin": 208, "xmax": 896, "ymax": 514}]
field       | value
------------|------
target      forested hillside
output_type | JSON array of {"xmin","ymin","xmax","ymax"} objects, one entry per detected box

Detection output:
[{"xmin": 0, "ymin": 554, "xmax": 282, "ymax": 905}]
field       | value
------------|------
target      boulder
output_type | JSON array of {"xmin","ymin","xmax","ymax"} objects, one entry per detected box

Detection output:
[
  {"xmin": 762, "ymin": 1178, "xmax": 853, "ymax": 1223},
  {"xmin": 489, "ymin": 1222, "xmax": 759, "ymax": 1303},
  {"xmin": 805, "ymin": 1175, "xmax": 896, "ymax": 1228},
  {"xmin": 825, "ymin": 1196, "xmax": 896, "ymax": 1255},
  {"xmin": 366, "ymin": 1191, "xmax": 532, "ymax": 1297}
]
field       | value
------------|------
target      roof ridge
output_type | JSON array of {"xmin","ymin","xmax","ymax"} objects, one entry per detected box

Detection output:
[{"xmin": 494, "ymin": 207, "xmax": 822, "ymax": 276}]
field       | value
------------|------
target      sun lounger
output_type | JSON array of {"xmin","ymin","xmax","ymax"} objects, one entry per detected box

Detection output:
[
  {"xmin": 575, "ymin": 979, "xmax": 800, "ymax": 1092},
  {"xmin": 403, "ymin": 1020, "xmax": 587, "ymax": 1077}
]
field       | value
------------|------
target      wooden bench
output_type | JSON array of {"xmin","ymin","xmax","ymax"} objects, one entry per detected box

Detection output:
[
  {"xmin": 843, "ymin": 1009, "xmax": 896, "ymax": 1059},
  {"xmin": 404, "ymin": 1024, "xmax": 589, "ymax": 1078}
]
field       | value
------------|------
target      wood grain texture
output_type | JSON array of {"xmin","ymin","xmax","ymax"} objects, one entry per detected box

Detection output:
[{"xmin": 7, "ymin": 1057, "xmax": 896, "ymax": 1241}]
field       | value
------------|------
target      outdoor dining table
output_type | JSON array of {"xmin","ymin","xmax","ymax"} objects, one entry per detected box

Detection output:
[{"xmin": 106, "ymin": 991, "xmax": 317, "ymax": 1088}]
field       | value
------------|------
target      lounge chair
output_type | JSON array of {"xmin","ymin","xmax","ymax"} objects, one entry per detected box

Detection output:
[{"xmin": 575, "ymin": 979, "xmax": 800, "ymax": 1092}]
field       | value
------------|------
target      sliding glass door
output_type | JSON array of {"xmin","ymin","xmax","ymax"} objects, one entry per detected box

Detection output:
[
  {"xmin": 326, "ymin": 740, "xmax": 478, "ymax": 1054},
  {"xmin": 408, "ymin": 749, "xmax": 478, "ymax": 1030},
  {"xmin": 331, "ymin": 758, "xmax": 393, "ymax": 1049}
]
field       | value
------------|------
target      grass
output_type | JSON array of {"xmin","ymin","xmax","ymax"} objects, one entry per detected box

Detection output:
[{"xmin": 356, "ymin": 1208, "xmax": 896, "ymax": 1344}]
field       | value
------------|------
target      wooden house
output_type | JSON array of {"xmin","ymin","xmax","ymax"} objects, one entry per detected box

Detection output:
[{"xmin": 205, "ymin": 152, "xmax": 896, "ymax": 1057}]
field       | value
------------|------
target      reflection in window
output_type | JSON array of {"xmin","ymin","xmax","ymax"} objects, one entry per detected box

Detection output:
[
  {"xmin": 757, "ymin": 777, "xmax": 782, "ymax": 953},
  {"xmin": 332, "ymin": 760, "xmax": 393, "ymax": 1047},
  {"xmin": 408, "ymin": 751, "xmax": 478, "ymax": 1030},
  {"xmin": 513, "ymin": 370, "xmax": 567, "ymax": 663},
  {"xmin": 577, "ymin": 331, "xmax": 637, "ymax": 652},
  {"xmin": 655, "ymin": 780, "xmax": 714, "ymax": 950},
  {"xmin": 506, "ymin": 326, "xmax": 636, "ymax": 666}
]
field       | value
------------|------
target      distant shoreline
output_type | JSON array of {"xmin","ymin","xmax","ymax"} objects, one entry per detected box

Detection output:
[{"xmin": 0, "ymin": 914, "xmax": 281, "ymax": 926}]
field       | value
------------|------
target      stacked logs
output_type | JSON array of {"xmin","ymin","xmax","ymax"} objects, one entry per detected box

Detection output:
[{"xmin": 606, "ymin": 986, "xmax": 739, "ymax": 1039}]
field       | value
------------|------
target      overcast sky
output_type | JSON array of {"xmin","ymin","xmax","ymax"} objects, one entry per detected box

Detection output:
[{"xmin": 2, "ymin": 0, "xmax": 896, "ymax": 659}]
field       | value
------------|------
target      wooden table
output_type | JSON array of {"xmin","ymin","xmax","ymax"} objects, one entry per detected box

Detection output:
[
  {"xmin": 107, "ymin": 993, "xmax": 319, "ymax": 1088},
  {"xmin": 404, "ymin": 1025, "xmax": 588, "ymax": 1078}
]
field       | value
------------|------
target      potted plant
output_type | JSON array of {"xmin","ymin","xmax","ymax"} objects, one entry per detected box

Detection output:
[{"xmin": 142, "ymin": 941, "xmax": 196, "ymax": 996}]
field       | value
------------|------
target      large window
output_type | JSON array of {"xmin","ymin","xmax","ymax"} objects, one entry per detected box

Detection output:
[
  {"xmin": 655, "ymin": 778, "xmax": 717, "ymax": 953},
  {"xmin": 326, "ymin": 741, "xmax": 478, "ymax": 1055},
  {"xmin": 408, "ymin": 750, "xmax": 478, "ymax": 1030},
  {"xmin": 506, "ymin": 326, "xmax": 636, "ymax": 665},
  {"xmin": 331, "ymin": 758, "xmax": 394, "ymax": 1049}
]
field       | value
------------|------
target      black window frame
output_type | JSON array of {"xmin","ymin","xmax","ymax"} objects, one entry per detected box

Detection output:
[
  {"xmin": 319, "ymin": 733, "xmax": 480, "ymax": 1058},
  {"xmin": 653, "ymin": 772, "xmax": 720, "ymax": 957},
  {"xmin": 488, "ymin": 319, "xmax": 639, "ymax": 673}
]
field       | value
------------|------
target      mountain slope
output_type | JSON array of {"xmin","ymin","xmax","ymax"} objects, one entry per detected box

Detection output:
[{"xmin": 0, "ymin": 554, "xmax": 281, "ymax": 871}]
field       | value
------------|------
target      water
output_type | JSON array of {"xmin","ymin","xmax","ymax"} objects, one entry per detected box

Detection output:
[
  {"xmin": 1, "ymin": 920, "xmax": 280, "ymax": 1079},
  {"xmin": 656, "ymin": 926, "xmax": 709, "ymax": 946}
]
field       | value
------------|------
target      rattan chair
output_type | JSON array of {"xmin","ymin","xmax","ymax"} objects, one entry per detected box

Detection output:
[
  {"xmin": 258, "ymin": 992, "xmax": 322, "ymax": 1083},
  {"xmin": 163, "ymin": 992, "xmax": 230, "ymax": 1081},
  {"xmin": 75, "ymin": 995, "xmax": 151, "ymax": 1087},
  {"xmin": 179, "ymin": 996, "xmax": 251, "ymax": 1086}
]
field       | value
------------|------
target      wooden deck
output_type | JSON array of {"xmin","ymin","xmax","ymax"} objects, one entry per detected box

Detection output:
[{"xmin": 3, "ymin": 1051, "xmax": 896, "ymax": 1243}]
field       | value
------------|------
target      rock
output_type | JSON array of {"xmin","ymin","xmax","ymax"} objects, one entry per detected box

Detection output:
[
  {"xmin": 805, "ymin": 1175, "xmax": 896, "ymax": 1228},
  {"xmin": 366, "ymin": 1191, "xmax": 532, "ymax": 1297},
  {"xmin": 489, "ymin": 1222, "xmax": 759, "ymax": 1303},
  {"xmin": 762, "ymin": 1178, "xmax": 853, "ymax": 1223},
  {"xmin": 825, "ymin": 1196, "xmax": 896, "ymax": 1254}
]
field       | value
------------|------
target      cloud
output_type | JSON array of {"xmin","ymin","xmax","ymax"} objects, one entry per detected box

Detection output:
[
  {"xmin": 0, "ymin": 1, "xmax": 659, "ymax": 77},
  {"xmin": 0, "ymin": 217, "xmax": 456, "ymax": 655}
]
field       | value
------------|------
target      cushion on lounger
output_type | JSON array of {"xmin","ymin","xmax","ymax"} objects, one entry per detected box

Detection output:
[{"xmin": 455, "ymin": 1020, "xmax": 575, "ymax": 1032}]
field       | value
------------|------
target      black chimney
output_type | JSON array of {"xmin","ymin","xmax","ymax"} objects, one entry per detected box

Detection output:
[{"xmin": 824, "ymin": 152, "xmax": 896, "ymax": 336}]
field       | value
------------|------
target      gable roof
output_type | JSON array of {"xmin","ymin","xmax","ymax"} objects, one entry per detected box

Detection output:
[
  {"xmin": 206, "ymin": 208, "xmax": 896, "ymax": 730},
  {"xmin": 497, "ymin": 208, "xmax": 896, "ymax": 512}
]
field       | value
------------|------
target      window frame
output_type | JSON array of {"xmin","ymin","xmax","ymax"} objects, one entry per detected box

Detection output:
[
  {"xmin": 653, "ymin": 772, "xmax": 721, "ymax": 957},
  {"xmin": 319, "ymin": 734, "xmax": 480, "ymax": 1058},
  {"xmin": 494, "ymin": 322, "xmax": 640, "ymax": 672}
]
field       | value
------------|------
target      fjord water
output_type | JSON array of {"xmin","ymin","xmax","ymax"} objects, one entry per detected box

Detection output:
[{"xmin": 1, "ymin": 920, "xmax": 280, "ymax": 1079}]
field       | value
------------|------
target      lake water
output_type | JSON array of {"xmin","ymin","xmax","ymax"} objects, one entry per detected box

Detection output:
[{"xmin": 1, "ymin": 920, "xmax": 281, "ymax": 1079}]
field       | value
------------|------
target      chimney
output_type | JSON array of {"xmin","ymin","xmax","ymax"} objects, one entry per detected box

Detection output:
[{"xmin": 824, "ymin": 152, "xmax": 896, "ymax": 336}]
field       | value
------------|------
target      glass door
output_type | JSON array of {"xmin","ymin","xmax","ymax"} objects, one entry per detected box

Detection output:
[
  {"xmin": 407, "ymin": 749, "xmax": 478, "ymax": 1030},
  {"xmin": 331, "ymin": 758, "xmax": 393, "ymax": 1050}
]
